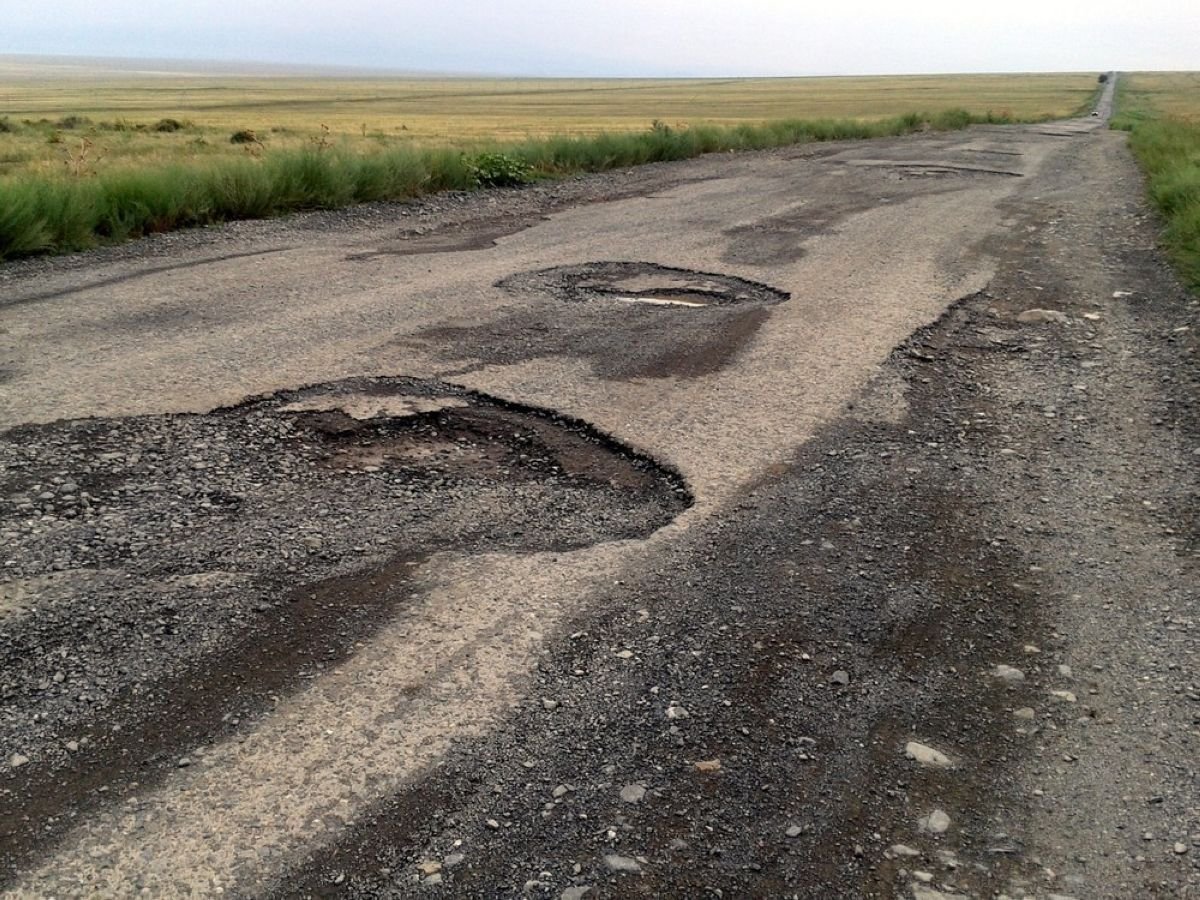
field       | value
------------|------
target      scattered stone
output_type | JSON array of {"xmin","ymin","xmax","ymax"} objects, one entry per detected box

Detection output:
[
  {"xmin": 615, "ymin": 650, "xmax": 634, "ymax": 660},
  {"xmin": 485, "ymin": 819, "xmax": 500, "ymax": 830},
  {"xmin": 991, "ymin": 664, "xmax": 1025, "ymax": 683},
  {"xmin": 830, "ymin": 670, "xmax": 851, "ymax": 686},
  {"xmin": 9, "ymin": 753, "xmax": 29, "ymax": 769},
  {"xmin": 603, "ymin": 854, "xmax": 642, "ymax": 875},
  {"xmin": 542, "ymin": 699, "xmax": 559, "ymax": 710},
  {"xmin": 1050, "ymin": 690, "xmax": 1078, "ymax": 703},
  {"xmin": 65, "ymin": 740, "xmax": 79, "ymax": 752},
  {"xmin": 1013, "ymin": 707, "xmax": 1036, "ymax": 720},
  {"xmin": 552, "ymin": 784, "xmax": 570, "ymax": 799},
  {"xmin": 417, "ymin": 861, "xmax": 442, "ymax": 876},
  {"xmin": 905, "ymin": 741, "xmax": 954, "ymax": 768},
  {"xmin": 666, "ymin": 705, "xmax": 690, "ymax": 720},
  {"xmin": 619, "ymin": 784, "xmax": 646, "ymax": 803},
  {"xmin": 912, "ymin": 887, "xmax": 965, "ymax": 900},
  {"xmin": 694, "ymin": 759, "xmax": 722, "ymax": 773},
  {"xmin": 786, "ymin": 825, "xmax": 804, "ymax": 838},
  {"xmin": 1017, "ymin": 308, "xmax": 1069, "ymax": 324},
  {"xmin": 918, "ymin": 809, "xmax": 952, "ymax": 834},
  {"xmin": 889, "ymin": 844, "xmax": 921, "ymax": 858}
]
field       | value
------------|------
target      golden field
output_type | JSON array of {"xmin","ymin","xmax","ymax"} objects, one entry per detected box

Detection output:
[
  {"xmin": 1116, "ymin": 71, "xmax": 1200, "ymax": 121},
  {"xmin": 0, "ymin": 64, "xmax": 1103, "ymax": 178}
]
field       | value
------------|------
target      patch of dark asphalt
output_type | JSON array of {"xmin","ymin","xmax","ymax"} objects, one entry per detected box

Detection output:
[
  {"xmin": 344, "ymin": 216, "xmax": 548, "ymax": 260},
  {"xmin": 0, "ymin": 376, "xmax": 690, "ymax": 882},
  {"xmin": 274, "ymin": 292, "xmax": 1058, "ymax": 899},
  {"xmin": 0, "ymin": 247, "xmax": 295, "ymax": 309},
  {"xmin": 398, "ymin": 262, "xmax": 785, "ymax": 381},
  {"xmin": 409, "ymin": 302, "xmax": 772, "ymax": 382},
  {"xmin": 498, "ymin": 261, "xmax": 790, "ymax": 307},
  {"xmin": 720, "ymin": 195, "xmax": 887, "ymax": 266}
]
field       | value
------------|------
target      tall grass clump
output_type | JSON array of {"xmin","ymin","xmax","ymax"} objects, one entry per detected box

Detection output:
[
  {"xmin": 0, "ymin": 108, "xmax": 1030, "ymax": 262},
  {"xmin": 1123, "ymin": 118, "xmax": 1200, "ymax": 291}
]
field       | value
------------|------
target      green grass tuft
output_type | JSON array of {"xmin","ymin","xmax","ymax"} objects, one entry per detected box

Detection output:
[{"xmin": 1112, "ymin": 76, "xmax": 1200, "ymax": 292}]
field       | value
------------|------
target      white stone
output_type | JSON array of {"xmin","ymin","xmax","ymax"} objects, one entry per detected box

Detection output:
[
  {"xmin": 918, "ymin": 809, "xmax": 951, "ymax": 834},
  {"xmin": 905, "ymin": 741, "xmax": 954, "ymax": 768}
]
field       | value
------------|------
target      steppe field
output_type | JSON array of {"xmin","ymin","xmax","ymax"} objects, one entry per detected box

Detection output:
[{"xmin": 0, "ymin": 60, "xmax": 1102, "ymax": 177}]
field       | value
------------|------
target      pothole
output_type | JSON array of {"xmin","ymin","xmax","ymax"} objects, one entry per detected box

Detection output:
[
  {"xmin": 498, "ymin": 261, "xmax": 790, "ymax": 308},
  {"xmin": 0, "ymin": 376, "xmax": 691, "ymax": 871}
]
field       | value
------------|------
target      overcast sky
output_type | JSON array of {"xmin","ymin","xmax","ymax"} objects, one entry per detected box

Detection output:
[{"xmin": 4, "ymin": 0, "xmax": 1196, "ymax": 76}]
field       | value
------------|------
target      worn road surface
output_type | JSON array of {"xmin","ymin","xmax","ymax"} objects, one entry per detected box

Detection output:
[{"xmin": 1, "ymin": 81, "xmax": 1198, "ymax": 899}]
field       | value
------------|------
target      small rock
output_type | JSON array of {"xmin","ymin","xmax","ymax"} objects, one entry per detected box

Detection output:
[
  {"xmin": 889, "ymin": 844, "xmax": 921, "ymax": 858},
  {"xmin": 905, "ymin": 741, "xmax": 954, "ymax": 768},
  {"xmin": 912, "ymin": 887, "xmax": 965, "ymax": 900},
  {"xmin": 830, "ymin": 670, "xmax": 851, "ymax": 686},
  {"xmin": 1175, "ymin": 842, "xmax": 1189, "ymax": 855},
  {"xmin": 694, "ymin": 759, "xmax": 722, "ymax": 773},
  {"xmin": 1023, "ymin": 644, "xmax": 1041, "ymax": 654},
  {"xmin": 786, "ymin": 825, "xmax": 804, "ymax": 838},
  {"xmin": 918, "ymin": 809, "xmax": 952, "ymax": 834},
  {"xmin": 1057, "ymin": 664, "xmax": 1073, "ymax": 678},
  {"xmin": 1050, "ymin": 690, "xmax": 1078, "ymax": 703},
  {"xmin": 485, "ymin": 819, "xmax": 500, "ymax": 830},
  {"xmin": 65, "ymin": 741, "xmax": 80, "ymax": 752},
  {"xmin": 425, "ymin": 873, "xmax": 443, "ymax": 886},
  {"xmin": 552, "ymin": 784, "xmax": 570, "ymax": 799},
  {"xmin": 1013, "ymin": 707, "xmax": 1036, "ymax": 720},
  {"xmin": 1017, "ymin": 308, "xmax": 1069, "ymax": 324},
  {"xmin": 542, "ymin": 699, "xmax": 559, "ymax": 710},
  {"xmin": 615, "ymin": 650, "xmax": 634, "ymax": 659},
  {"xmin": 619, "ymin": 784, "xmax": 646, "ymax": 803},
  {"xmin": 991, "ymin": 664, "xmax": 1025, "ymax": 683},
  {"xmin": 443, "ymin": 853, "xmax": 465, "ymax": 869},
  {"xmin": 561, "ymin": 888, "xmax": 592, "ymax": 900},
  {"xmin": 913, "ymin": 870, "xmax": 934, "ymax": 883},
  {"xmin": 666, "ymin": 705, "xmax": 689, "ymax": 720},
  {"xmin": 417, "ymin": 861, "xmax": 442, "ymax": 876},
  {"xmin": 177, "ymin": 757, "xmax": 191, "ymax": 768},
  {"xmin": 603, "ymin": 854, "xmax": 642, "ymax": 874},
  {"xmin": 9, "ymin": 753, "xmax": 29, "ymax": 769}
]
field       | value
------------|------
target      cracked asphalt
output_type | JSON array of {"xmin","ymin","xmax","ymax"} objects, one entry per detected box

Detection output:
[{"xmin": 1, "ymin": 77, "xmax": 1198, "ymax": 900}]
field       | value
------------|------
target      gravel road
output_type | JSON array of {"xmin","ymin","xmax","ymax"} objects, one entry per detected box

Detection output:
[{"xmin": 1, "ymin": 80, "xmax": 1197, "ymax": 900}]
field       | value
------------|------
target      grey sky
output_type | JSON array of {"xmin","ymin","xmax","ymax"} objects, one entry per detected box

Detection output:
[{"xmin": 4, "ymin": 0, "xmax": 1196, "ymax": 76}]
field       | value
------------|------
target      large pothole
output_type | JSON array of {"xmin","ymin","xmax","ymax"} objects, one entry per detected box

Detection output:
[
  {"xmin": 0, "ymin": 376, "xmax": 689, "ymax": 874},
  {"xmin": 498, "ymin": 261, "xmax": 790, "ymax": 308}
]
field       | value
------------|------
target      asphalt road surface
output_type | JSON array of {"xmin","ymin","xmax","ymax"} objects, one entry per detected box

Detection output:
[{"xmin": 1, "ymin": 79, "xmax": 1198, "ymax": 899}]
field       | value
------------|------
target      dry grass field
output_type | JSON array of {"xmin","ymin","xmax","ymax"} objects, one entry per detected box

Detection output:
[
  {"xmin": 1115, "ymin": 71, "xmax": 1200, "ymax": 121},
  {"xmin": 0, "ymin": 63, "xmax": 1101, "ymax": 178}
]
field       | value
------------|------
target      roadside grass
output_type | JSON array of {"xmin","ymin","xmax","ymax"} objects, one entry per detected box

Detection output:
[
  {"xmin": 1113, "ymin": 73, "xmax": 1200, "ymax": 291},
  {"xmin": 0, "ymin": 109, "xmax": 1034, "ymax": 260}
]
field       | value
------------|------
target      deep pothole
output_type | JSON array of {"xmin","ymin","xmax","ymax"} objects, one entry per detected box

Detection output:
[
  {"xmin": 498, "ymin": 261, "xmax": 790, "ymax": 308},
  {"xmin": 0, "ymin": 376, "xmax": 690, "ymax": 871}
]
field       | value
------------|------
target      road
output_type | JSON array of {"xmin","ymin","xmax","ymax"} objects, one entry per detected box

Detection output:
[{"xmin": 1, "ymin": 79, "xmax": 1198, "ymax": 898}]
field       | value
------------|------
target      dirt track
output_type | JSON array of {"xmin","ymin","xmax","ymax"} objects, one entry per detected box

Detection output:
[{"xmin": 1, "ymin": 81, "xmax": 1198, "ymax": 899}]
